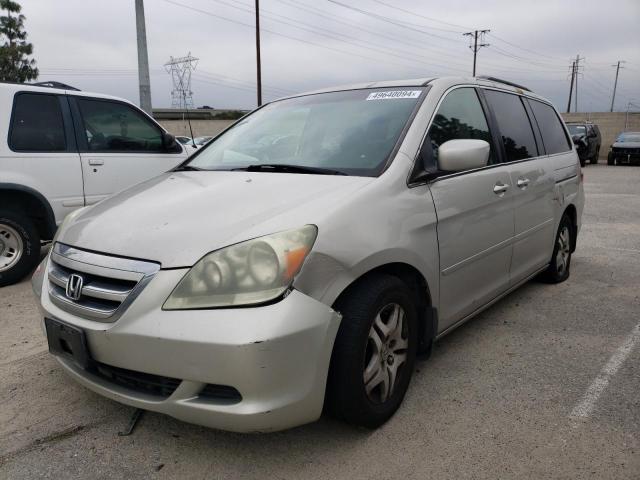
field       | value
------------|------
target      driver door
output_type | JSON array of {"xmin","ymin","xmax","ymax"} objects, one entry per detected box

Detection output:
[{"xmin": 69, "ymin": 96, "xmax": 187, "ymax": 205}]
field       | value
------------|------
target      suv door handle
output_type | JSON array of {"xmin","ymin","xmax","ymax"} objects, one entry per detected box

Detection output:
[
  {"xmin": 517, "ymin": 178, "xmax": 530, "ymax": 188},
  {"xmin": 88, "ymin": 159, "xmax": 104, "ymax": 166},
  {"xmin": 493, "ymin": 182, "xmax": 509, "ymax": 195}
]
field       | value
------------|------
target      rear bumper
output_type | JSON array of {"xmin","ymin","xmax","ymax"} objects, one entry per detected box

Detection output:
[{"xmin": 37, "ymin": 264, "xmax": 341, "ymax": 432}]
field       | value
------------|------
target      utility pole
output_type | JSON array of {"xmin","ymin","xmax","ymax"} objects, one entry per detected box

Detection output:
[
  {"xmin": 135, "ymin": 0, "xmax": 152, "ymax": 115},
  {"xmin": 567, "ymin": 60, "xmax": 575, "ymax": 113},
  {"xmin": 610, "ymin": 60, "xmax": 625, "ymax": 112},
  {"xmin": 574, "ymin": 55, "xmax": 582, "ymax": 113},
  {"xmin": 463, "ymin": 29, "xmax": 490, "ymax": 76},
  {"xmin": 255, "ymin": 0, "xmax": 262, "ymax": 107}
]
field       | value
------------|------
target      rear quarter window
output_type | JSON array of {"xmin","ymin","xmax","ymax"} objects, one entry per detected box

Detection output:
[
  {"xmin": 528, "ymin": 100, "xmax": 571, "ymax": 155},
  {"xmin": 483, "ymin": 90, "xmax": 538, "ymax": 162},
  {"xmin": 9, "ymin": 93, "xmax": 67, "ymax": 152}
]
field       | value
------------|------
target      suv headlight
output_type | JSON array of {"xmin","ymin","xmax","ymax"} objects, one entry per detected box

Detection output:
[{"xmin": 163, "ymin": 225, "xmax": 317, "ymax": 309}]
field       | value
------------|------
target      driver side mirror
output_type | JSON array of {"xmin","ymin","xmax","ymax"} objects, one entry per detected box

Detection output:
[
  {"xmin": 162, "ymin": 132, "xmax": 181, "ymax": 153},
  {"xmin": 438, "ymin": 139, "xmax": 490, "ymax": 172}
]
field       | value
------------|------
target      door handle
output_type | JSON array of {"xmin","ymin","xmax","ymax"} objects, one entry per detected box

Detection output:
[
  {"xmin": 517, "ymin": 178, "xmax": 530, "ymax": 188},
  {"xmin": 88, "ymin": 159, "xmax": 104, "ymax": 166},
  {"xmin": 493, "ymin": 182, "xmax": 509, "ymax": 195}
]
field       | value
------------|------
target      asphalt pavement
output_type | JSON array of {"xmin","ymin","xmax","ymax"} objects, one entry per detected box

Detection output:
[{"xmin": 1, "ymin": 163, "xmax": 638, "ymax": 479}]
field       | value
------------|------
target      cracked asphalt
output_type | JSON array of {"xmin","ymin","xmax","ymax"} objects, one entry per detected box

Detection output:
[{"xmin": 1, "ymin": 164, "xmax": 638, "ymax": 479}]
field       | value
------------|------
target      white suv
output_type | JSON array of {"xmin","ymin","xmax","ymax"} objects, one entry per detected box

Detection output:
[
  {"xmin": 0, "ymin": 82, "xmax": 189, "ymax": 286},
  {"xmin": 33, "ymin": 77, "xmax": 584, "ymax": 432}
]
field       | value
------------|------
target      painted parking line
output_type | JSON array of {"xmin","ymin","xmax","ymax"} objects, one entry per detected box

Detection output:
[{"xmin": 570, "ymin": 322, "xmax": 640, "ymax": 419}]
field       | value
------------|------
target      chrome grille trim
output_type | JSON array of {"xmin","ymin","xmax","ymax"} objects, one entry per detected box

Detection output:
[{"xmin": 47, "ymin": 243, "xmax": 160, "ymax": 322}]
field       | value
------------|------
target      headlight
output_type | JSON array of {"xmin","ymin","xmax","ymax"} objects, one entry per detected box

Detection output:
[{"xmin": 163, "ymin": 225, "xmax": 317, "ymax": 309}]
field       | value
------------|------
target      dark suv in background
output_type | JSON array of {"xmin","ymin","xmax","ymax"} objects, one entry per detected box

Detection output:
[{"xmin": 567, "ymin": 122, "xmax": 601, "ymax": 166}]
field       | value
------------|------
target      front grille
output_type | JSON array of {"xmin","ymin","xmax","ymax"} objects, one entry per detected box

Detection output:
[
  {"xmin": 47, "ymin": 243, "xmax": 159, "ymax": 321},
  {"xmin": 92, "ymin": 362, "xmax": 181, "ymax": 399},
  {"xmin": 613, "ymin": 147, "xmax": 640, "ymax": 155}
]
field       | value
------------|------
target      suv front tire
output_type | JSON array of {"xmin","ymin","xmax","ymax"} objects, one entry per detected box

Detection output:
[{"xmin": 0, "ymin": 210, "xmax": 41, "ymax": 287}]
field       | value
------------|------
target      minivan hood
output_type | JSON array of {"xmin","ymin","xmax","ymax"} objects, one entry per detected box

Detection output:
[{"xmin": 59, "ymin": 171, "xmax": 374, "ymax": 268}]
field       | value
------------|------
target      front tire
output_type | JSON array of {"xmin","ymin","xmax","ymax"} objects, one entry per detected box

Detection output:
[
  {"xmin": 327, "ymin": 274, "xmax": 418, "ymax": 428},
  {"xmin": 540, "ymin": 214, "xmax": 573, "ymax": 284},
  {"xmin": 607, "ymin": 152, "xmax": 614, "ymax": 166},
  {"xmin": 0, "ymin": 210, "xmax": 40, "ymax": 287},
  {"xmin": 591, "ymin": 147, "xmax": 599, "ymax": 164}
]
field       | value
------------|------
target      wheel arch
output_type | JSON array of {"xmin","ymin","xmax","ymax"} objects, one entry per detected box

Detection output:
[
  {"xmin": 0, "ymin": 183, "xmax": 57, "ymax": 240},
  {"xmin": 331, "ymin": 262, "xmax": 437, "ymax": 354}
]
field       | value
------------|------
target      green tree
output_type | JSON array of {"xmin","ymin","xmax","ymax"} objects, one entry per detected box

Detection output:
[{"xmin": 0, "ymin": 0, "xmax": 38, "ymax": 82}]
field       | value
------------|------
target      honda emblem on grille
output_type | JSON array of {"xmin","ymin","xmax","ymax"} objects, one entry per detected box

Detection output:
[{"xmin": 66, "ymin": 274, "xmax": 84, "ymax": 301}]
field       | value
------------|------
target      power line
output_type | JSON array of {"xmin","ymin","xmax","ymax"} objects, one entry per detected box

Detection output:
[
  {"xmin": 206, "ymin": 0, "xmax": 469, "ymax": 73},
  {"xmin": 162, "ymin": 0, "xmax": 463, "ymax": 74},
  {"xmin": 486, "ymin": 32, "xmax": 567, "ymax": 63},
  {"xmin": 366, "ymin": 0, "xmax": 470, "ymax": 31},
  {"xmin": 324, "ymin": 0, "xmax": 463, "ymax": 44}
]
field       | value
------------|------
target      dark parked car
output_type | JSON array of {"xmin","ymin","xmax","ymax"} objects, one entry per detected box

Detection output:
[
  {"xmin": 567, "ymin": 122, "xmax": 601, "ymax": 166},
  {"xmin": 608, "ymin": 131, "xmax": 640, "ymax": 165}
]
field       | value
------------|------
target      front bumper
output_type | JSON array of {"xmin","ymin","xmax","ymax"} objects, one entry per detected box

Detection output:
[
  {"xmin": 36, "ymin": 261, "xmax": 341, "ymax": 432},
  {"xmin": 610, "ymin": 150, "xmax": 640, "ymax": 165}
]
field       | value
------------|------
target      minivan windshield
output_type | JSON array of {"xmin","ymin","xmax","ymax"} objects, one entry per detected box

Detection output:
[{"xmin": 185, "ymin": 88, "xmax": 426, "ymax": 176}]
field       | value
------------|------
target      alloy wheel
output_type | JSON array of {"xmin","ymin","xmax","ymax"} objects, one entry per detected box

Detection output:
[
  {"xmin": 556, "ymin": 225, "xmax": 571, "ymax": 275},
  {"xmin": 363, "ymin": 303, "xmax": 408, "ymax": 403}
]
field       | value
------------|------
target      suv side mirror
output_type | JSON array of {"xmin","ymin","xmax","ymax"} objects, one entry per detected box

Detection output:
[
  {"xmin": 438, "ymin": 139, "xmax": 490, "ymax": 172},
  {"xmin": 162, "ymin": 132, "xmax": 181, "ymax": 152}
]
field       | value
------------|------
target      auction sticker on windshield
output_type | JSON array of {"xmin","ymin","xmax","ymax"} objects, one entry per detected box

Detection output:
[{"xmin": 366, "ymin": 90, "xmax": 422, "ymax": 100}]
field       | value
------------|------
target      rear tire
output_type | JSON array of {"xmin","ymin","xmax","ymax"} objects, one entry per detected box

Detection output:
[
  {"xmin": 591, "ymin": 148, "xmax": 599, "ymax": 164},
  {"xmin": 0, "ymin": 210, "xmax": 40, "ymax": 287},
  {"xmin": 540, "ymin": 214, "xmax": 573, "ymax": 284},
  {"xmin": 327, "ymin": 274, "xmax": 418, "ymax": 428}
]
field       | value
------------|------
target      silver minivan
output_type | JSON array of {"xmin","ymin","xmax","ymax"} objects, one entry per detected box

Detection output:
[{"xmin": 33, "ymin": 76, "xmax": 584, "ymax": 432}]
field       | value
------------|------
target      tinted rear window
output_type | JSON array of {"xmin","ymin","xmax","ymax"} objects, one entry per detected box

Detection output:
[
  {"xmin": 484, "ymin": 90, "xmax": 538, "ymax": 162},
  {"xmin": 529, "ymin": 100, "xmax": 571, "ymax": 154},
  {"xmin": 10, "ymin": 93, "xmax": 66, "ymax": 152}
]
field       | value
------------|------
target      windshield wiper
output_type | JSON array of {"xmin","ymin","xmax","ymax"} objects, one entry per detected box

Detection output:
[
  {"xmin": 233, "ymin": 164, "xmax": 347, "ymax": 175},
  {"xmin": 173, "ymin": 164, "xmax": 204, "ymax": 171}
]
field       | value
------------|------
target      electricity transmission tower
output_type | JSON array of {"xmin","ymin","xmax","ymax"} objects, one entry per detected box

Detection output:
[
  {"xmin": 463, "ymin": 29, "xmax": 490, "ymax": 76},
  {"xmin": 164, "ymin": 54, "xmax": 199, "ymax": 109}
]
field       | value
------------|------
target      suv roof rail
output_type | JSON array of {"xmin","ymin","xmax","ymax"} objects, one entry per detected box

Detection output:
[
  {"xmin": 476, "ymin": 76, "xmax": 531, "ymax": 92},
  {"xmin": 31, "ymin": 81, "xmax": 81, "ymax": 91}
]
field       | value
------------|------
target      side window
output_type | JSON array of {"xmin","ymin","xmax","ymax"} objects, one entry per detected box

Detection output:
[
  {"xmin": 10, "ymin": 93, "xmax": 66, "ymax": 152},
  {"xmin": 426, "ymin": 87, "xmax": 495, "ymax": 168},
  {"xmin": 528, "ymin": 100, "xmax": 571, "ymax": 155},
  {"xmin": 76, "ymin": 98, "xmax": 163, "ymax": 153},
  {"xmin": 484, "ymin": 90, "xmax": 538, "ymax": 162}
]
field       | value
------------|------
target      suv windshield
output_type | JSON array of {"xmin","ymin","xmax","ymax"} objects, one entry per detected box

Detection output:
[
  {"xmin": 567, "ymin": 125, "xmax": 587, "ymax": 135},
  {"xmin": 185, "ymin": 88, "xmax": 426, "ymax": 176}
]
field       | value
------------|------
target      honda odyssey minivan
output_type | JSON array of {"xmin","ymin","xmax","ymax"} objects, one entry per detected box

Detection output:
[{"xmin": 33, "ymin": 76, "xmax": 584, "ymax": 432}]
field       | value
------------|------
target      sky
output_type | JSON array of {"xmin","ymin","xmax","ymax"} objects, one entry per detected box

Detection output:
[{"xmin": 14, "ymin": 0, "xmax": 640, "ymax": 112}]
